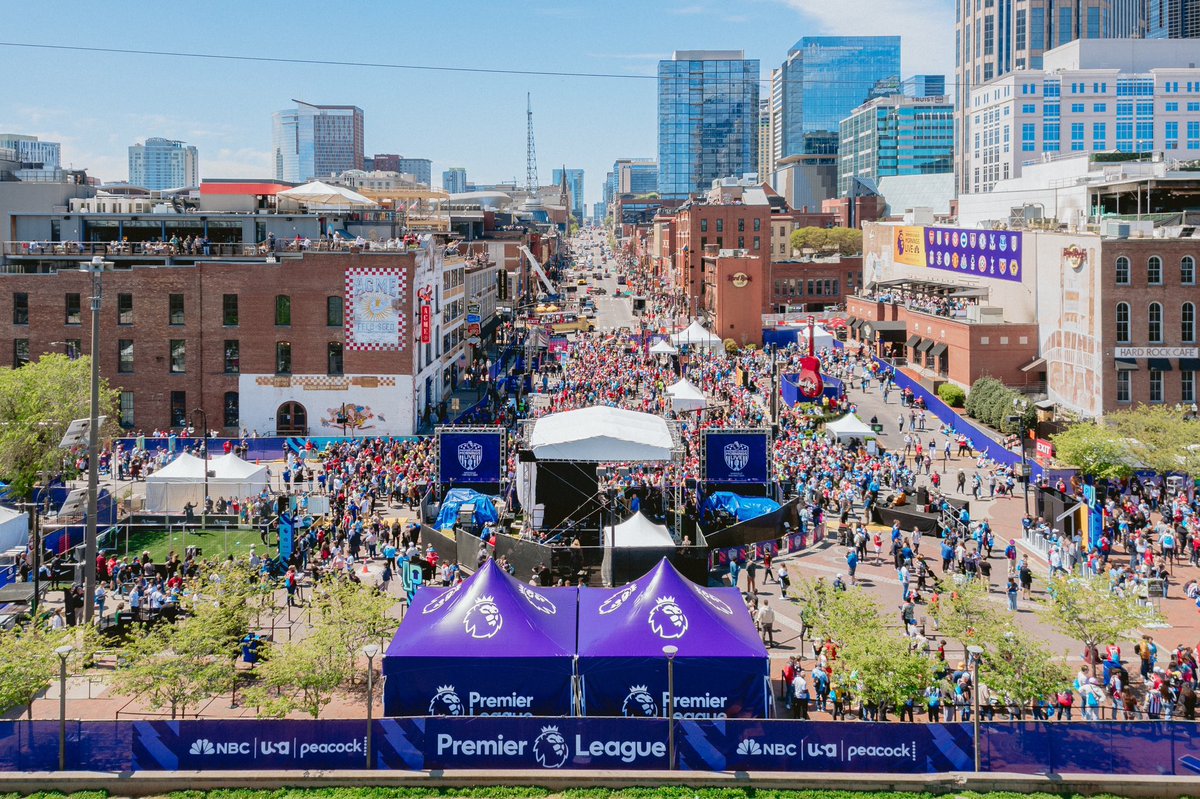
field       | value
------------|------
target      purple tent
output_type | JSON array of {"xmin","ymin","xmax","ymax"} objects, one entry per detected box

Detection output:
[
  {"xmin": 382, "ymin": 559, "xmax": 578, "ymax": 717},
  {"xmin": 577, "ymin": 558, "xmax": 771, "ymax": 719}
]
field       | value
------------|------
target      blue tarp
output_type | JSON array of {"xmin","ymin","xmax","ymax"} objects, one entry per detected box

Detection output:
[
  {"xmin": 700, "ymin": 492, "xmax": 780, "ymax": 524},
  {"xmin": 434, "ymin": 488, "xmax": 500, "ymax": 530}
]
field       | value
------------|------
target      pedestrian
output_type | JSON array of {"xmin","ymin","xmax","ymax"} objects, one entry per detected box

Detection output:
[
  {"xmin": 1006, "ymin": 576, "xmax": 1018, "ymax": 611},
  {"xmin": 792, "ymin": 669, "xmax": 810, "ymax": 719},
  {"xmin": 745, "ymin": 557, "xmax": 759, "ymax": 595},
  {"xmin": 845, "ymin": 547, "xmax": 859, "ymax": 584},
  {"xmin": 756, "ymin": 600, "xmax": 775, "ymax": 647}
]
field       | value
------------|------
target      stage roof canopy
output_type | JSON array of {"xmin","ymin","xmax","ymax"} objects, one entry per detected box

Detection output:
[{"xmin": 529, "ymin": 406, "xmax": 674, "ymax": 462}]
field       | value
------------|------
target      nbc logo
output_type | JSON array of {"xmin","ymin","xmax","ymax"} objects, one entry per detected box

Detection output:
[
  {"xmin": 736, "ymin": 739, "xmax": 762, "ymax": 755},
  {"xmin": 189, "ymin": 739, "xmax": 215, "ymax": 755},
  {"xmin": 458, "ymin": 441, "xmax": 484, "ymax": 471},
  {"xmin": 723, "ymin": 441, "xmax": 750, "ymax": 472}
]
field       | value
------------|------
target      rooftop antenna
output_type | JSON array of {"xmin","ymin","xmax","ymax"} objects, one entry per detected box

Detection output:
[{"xmin": 524, "ymin": 92, "xmax": 542, "ymax": 210}]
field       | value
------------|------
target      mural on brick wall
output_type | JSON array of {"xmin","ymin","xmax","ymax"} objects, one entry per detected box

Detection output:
[{"xmin": 346, "ymin": 267, "xmax": 408, "ymax": 351}]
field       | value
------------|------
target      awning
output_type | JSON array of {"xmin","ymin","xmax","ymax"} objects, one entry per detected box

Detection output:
[
  {"xmin": 906, "ymin": 334, "xmax": 922, "ymax": 348},
  {"xmin": 850, "ymin": 319, "xmax": 864, "ymax": 331},
  {"xmin": 1180, "ymin": 358, "xmax": 1200, "ymax": 372},
  {"xmin": 846, "ymin": 316, "xmax": 858, "ymax": 327},
  {"xmin": 917, "ymin": 339, "xmax": 935, "ymax": 353},
  {"xmin": 866, "ymin": 321, "xmax": 907, "ymax": 332},
  {"xmin": 929, "ymin": 343, "xmax": 948, "ymax": 358},
  {"xmin": 1115, "ymin": 359, "xmax": 1139, "ymax": 371},
  {"xmin": 1148, "ymin": 357, "xmax": 1174, "ymax": 372},
  {"xmin": 1020, "ymin": 356, "xmax": 1047, "ymax": 373}
]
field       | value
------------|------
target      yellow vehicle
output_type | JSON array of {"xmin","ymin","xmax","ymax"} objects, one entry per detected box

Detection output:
[
  {"xmin": 538, "ymin": 312, "xmax": 594, "ymax": 334},
  {"xmin": 577, "ymin": 278, "xmax": 588, "ymax": 286}
]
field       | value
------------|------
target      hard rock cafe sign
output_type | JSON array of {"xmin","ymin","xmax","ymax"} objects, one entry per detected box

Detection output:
[{"xmin": 730, "ymin": 272, "xmax": 750, "ymax": 288}]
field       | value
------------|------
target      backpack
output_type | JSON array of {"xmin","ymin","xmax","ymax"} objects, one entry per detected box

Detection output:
[{"xmin": 1058, "ymin": 691, "xmax": 1074, "ymax": 708}]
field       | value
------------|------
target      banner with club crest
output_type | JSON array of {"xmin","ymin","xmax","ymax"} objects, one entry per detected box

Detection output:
[
  {"xmin": 702, "ymin": 429, "xmax": 771, "ymax": 485},
  {"xmin": 437, "ymin": 428, "xmax": 505, "ymax": 485}
]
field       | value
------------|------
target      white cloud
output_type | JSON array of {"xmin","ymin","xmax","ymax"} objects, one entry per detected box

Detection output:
[
  {"xmin": 772, "ymin": 0, "xmax": 954, "ymax": 77},
  {"xmin": 203, "ymin": 148, "xmax": 272, "ymax": 179}
]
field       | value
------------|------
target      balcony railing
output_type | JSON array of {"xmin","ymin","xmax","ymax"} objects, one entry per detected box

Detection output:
[{"xmin": 3, "ymin": 239, "xmax": 429, "ymax": 258}]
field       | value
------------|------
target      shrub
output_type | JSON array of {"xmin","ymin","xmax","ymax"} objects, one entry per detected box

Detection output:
[
  {"xmin": 937, "ymin": 384, "xmax": 966, "ymax": 407},
  {"xmin": 723, "ymin": 338, "xmax": 739, "ymax": 355}
]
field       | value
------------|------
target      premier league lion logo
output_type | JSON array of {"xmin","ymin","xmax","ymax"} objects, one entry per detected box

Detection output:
[
  {"xmin": 532, "ymin": 725, "xmax": 570, "ymax": 768},
  {"xmin": 697, "ymin": 587, "xmax": 734, "ymax": 615},
  {"xmin": 422, "ymin": 581, "xmax": 464, "ymax": 614},
  {"xmin": 622, "ymin": 685, "xmax": 659, "ymax": 717},
  {"xmin": 599, "ymin": 582, "xmax": 638, "ymax": 615},
  {"xmin": 429, "ymin": 685, "xmax": 465, "ymax": 715},
  {"xmin": 457, "ymin": 440, "xmax": 484, "ymax": 472},
  {"xmin": 463, "ymin": 595, "xmax": 503, "ymax": 639},
  {"xmin": 518, "ymin": 583, "xmax": 557, "ymax": 615},
  {"xmin": 723, "ymin": 441, "xmax": 750, "ymax": 472},
  {"xmin": 648, "ymin": 595, "xmax": 688, "ymax": 639}
]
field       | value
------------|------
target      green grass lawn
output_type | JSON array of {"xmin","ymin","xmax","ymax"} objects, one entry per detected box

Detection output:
[
  {"xmin": 106, "ymin": 526, "xmax": 265, "ymax": 562},
  {"xmin": 0, "ymin": 790, "xmax": 1148, "ymax": 799}
]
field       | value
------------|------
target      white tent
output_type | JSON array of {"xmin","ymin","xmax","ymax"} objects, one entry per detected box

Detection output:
[
  {"xmin": 666, "ymin": 378, "xmax": 707, "ymax": 412},
  {"xmin": 670, "ymin": 321, "xmax": 723, "ymax": 351},
  {"xmin": 529, "ymin": 406, "xmax": 674, "ymax": 462},
  {"xmin": 825, "ymin": 413, "xmax": 877, "ymax": 442},
  {"xmin": 603, "ymin": 512, "xmax": 675, "ymax": 548},
  {"xmin": 649, "ymin": 339, "xmax": 678, "ymax": 356},
  {"xmin": 795, "ymin": 324, "xmax": 836, "ymax": 352},
  {"xmin": 277, "ymin": 181, "xmax": 377, "ymax": 209},
  {"xmin": 0, "ymin": 505, "xmax": 29, "ymax": 553},
  {"xmin": 145, "ymin": 452, "xmax": 269, "ymax": 513}
]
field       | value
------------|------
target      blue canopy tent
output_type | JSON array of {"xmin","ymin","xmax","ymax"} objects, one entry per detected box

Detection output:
[
  {"xmin": 577, "ymin": 559, "xmax": 770, "ymax": 719},
  {"xmin": 382, "ymin": 559, "xmax": 579, "ymax": 717},
  {"xmin": 700, "ymin": 492, "xmax": 780, "ymax": 526},
  {"xmin": 434, "ymin": 488, "xmax": 500, "ymax": 531}
]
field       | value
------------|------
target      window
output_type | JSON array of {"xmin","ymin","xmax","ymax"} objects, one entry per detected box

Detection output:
[
  {"xmin": 1184, "ymin": 371, "xmax": 1196, "ymax": 404},
  {"xmin": 753, "ymin": 236, "xmax": 760, "ymax": 250},
  {"xmin": 1148, "ymin": 255, "xmax": 1163, "ymax": 284},
  {"xmin": 1093, "ymin": 122, "xmax": 1106, "ymax": 149},
  {"xmin": 65, "ymin": 293, "xmax": 81, "ymax": 325},
  {"xmin": 737, "ymin": 218, "xmax": 745, "ymax": 232},
  {"xmin": 327, "ymin": 342, "xmax": 343, "ymax": 375},
  {"xmin": 1149, "ymin": 302, "xmax": 1163, "ymax": 343},
  {"xmin": 1093, "ymin": 103, "xmax": 1107, "ymax": 113},
  {"xmin": 1115, "ymin": 256, "xmax": 1130, "ymax": 285},
  {"xmin": 169, "ymin": 339, "xmax": 186, "ymax": 373},
  {"xmin": 1184, "ymin": 256, "xmax": 1196, "ymax": 285},
  {"xmin": 327, "ymin": 296, "xmax": 344, "ymax": 327},
  {"xmin": 275, "ymin": 295, "xmax": 291, "ymax": 326},
  {"xmin": 1116, "ymin": 370, "xmax": 1131, "ymax": 403},
  {"xmin": 1190, "ymin": 120, "xmax": 1200, "ymax": 149},
  {"xmin": 1184, "ymin": 303, "xmax": 1196, "ymax": 343},
  {"xmin": 1071, "ymin": 122, "xmax": 1085, "ymax": 151},
  {"xmin": 12, "ymin": 293, "xmax": 27, "ymax": 325},
  {"xmin": 753, "ymin": 218, "xmax": 761, "ymax": 232},
  {"xmin": 1167, "ymin": 121, "xmax": 1180, "ymax": 150},
  {"xmin": 1167, "ymin": 102, "xmax": 1180, "ymax": 112},
  {"xmin": 168, "ymin": 294, "xmax": 185, "ymax": 325},
  {"xmin": 1022, "ymin": 123, "xmax": 1036, "ymax": 151},
  {"xmin": 12, "ymin": 339, "xmax": 28, "ymax": 368},
  {"xmin": 700, "ymin": 219, "xmax": 707, "ymax": 233},
  {"xmin": 118, "ymin": 340, "xmax": 133, "ymax": 373},
  {"xmin": 1071, "ymin": 103, "xmax": 1084, "ymax": 113},
  {"xmin": 275, "ymin": 341, "xmax": 292, "ymax": 374},
  {"xmin": 737, "ymin": 236, "xmax": 744, "ymax": 249},
  {"xmin": 224, "ymin": 340, "xmax": 240, "ymax": 373},
  {"xmin": 117, "ymin": 293, "xmax": 133, "ymax": 325},
  {"xmin": 64, "ymin": 339, "xmax": 81, "ymax": 359},
  {"xmin": 119, "ymin": 391, "xmax": 134, "ymax": 428},
  {"xmin": 222, "ymin": 294, "xmax": 238, "ymax": 326},
  {"xmin": 715, "ymin": 219, "xmax": 724, "ymax": 233},
  {"xmin": 1150, "ymin": 370, "xmax": 1164, "ymax": 403},
  {"xmin": 1022, "ymin": 103, "xmax": 1036, "ymax": 114},
  {"xmin": 1116, "ymin": 302, "xmax": 1131, "ymax": 343},
  {"xmin": 170, "ymin": 391, "xmax": 187, "ymax": 427},
  {"xmin": 223, "ymin": 391, "xmax": 239, "ymax": 428}
]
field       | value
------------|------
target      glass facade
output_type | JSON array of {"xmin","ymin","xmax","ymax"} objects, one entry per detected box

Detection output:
[
  {"xmin": 1147, "ymin": 0, "xmax": 1200, "ymax": 37},
  {"xmin": 128, "ymin": 137, "xmax": 198, "ymax": 190},
  {"xmin": 837, "ymin": 95, "xmax": 954, "ymax": 196},
  {"xmin": 779, "ymin": 37, "xmax": 901, "ymax": 159},
  {"xmin": 657, "ymin": 51, "xmax": 759, "ymax": 198},
  {"xmin": 552, "ymin": 168, "xmax": 586, "ymax": 220},
  {"xmin": 272, "ymin": 101, "xmax": 364, "ymax": 182}
]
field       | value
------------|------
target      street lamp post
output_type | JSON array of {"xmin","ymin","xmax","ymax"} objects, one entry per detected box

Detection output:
[
  {"xmin": 662, "ymin": 644, "xmax": 678, "ymax": 770},
  {"xmin": 55, "ymin": 644, "xmax": 73, "ymax": 770},
  {"xmin": 191, "ymin": 409, "xmax": 209, "ymax": 533},
  {"xmin": 363, "ymin": 643, "xmax": 381, "ymax": 769},
  {"xmin": 967, "ymin": 644, "xmax": 984, "ymax": 773},
  {"xmin": 80, "ymin": 256, "xmax": 109, "ymax": 625}
]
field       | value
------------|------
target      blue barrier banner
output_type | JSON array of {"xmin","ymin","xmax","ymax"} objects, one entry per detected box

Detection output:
[
  {"xmin": 678, "ymin": 720, "xmax": 974, "ymax": 773},
  {"xmin": 278, "ymin": 512, "xmax": 295, "ymax": 562},
  {"xmin": 438, "ymin": 430, "xmax": 504, "ymax": 484},
  {"xmin": 424, "ymin": 717, "xmax": 669, "ymax": 770},
  {"xmin": 132, "ymin": 720, "xmax": 371, "ymax": 770},
  {"xmin": 703, "ymin": 430, "xmax": 770, "ymax": 485}
]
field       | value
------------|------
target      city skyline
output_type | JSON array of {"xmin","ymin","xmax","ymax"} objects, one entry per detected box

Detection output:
[{"xmin": 0, "ymin": 0, "xmax": 955, "ymax": 206}]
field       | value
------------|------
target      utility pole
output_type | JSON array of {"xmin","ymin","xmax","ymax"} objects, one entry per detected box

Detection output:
[{"xmin": 81, "ymin": 256, "xmax": 108, "ymax": 625}]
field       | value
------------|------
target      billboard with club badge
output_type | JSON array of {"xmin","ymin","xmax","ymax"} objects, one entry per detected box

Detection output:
[
  {"xmin": 702, "ymin": 430, "xmax": 771, "ymax": 485},
  {"xmin": 438, "ymin": 428, "xmax": 504, "ymax": 485}
]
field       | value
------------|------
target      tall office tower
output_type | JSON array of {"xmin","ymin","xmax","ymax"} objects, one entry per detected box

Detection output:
[
  {"xmin": 442, "ymin": 167, "xmax": 468, "ymax": 193},
  {"xmin": 612, "ymin": 158, "xmax": 658, "ymax": 196},
  {"xmin": 838, "ymin": 93, "xmax": 954, "ymax": 196},
  {"xmin": 954, "ymin": 0, "xmax": 1144, "ymax": 193},
  {"xmin": 395, "ymin": 158, "xmax": 432, "ymax": 186},
  {"xmin": 0, "ymin": 134, "xmax": 61, "ymax": 168},
  {"xmin": 1147, "ymin": 0, "xmax": 1200, "ymax": 37},
  {"xmin": 758, "ymin": 98, "xmax": 774, "ymax": 181},
  {"xmin": 901, "ymin": 74, "xmax": 948, "ymax": 97},
  {"xmin": 657, "ymin": 50, "xmax": 760, "ymax": 198},
  {"xmin": 272, "ymin": 99, "xmax": 364, "ymax": 182},
  {"xmin": 128, "ymin": 138, "xmax": 199, "ymax": 190},
  {"xmin": 551, "ymin": 168, "xmax": 586, "ymax": 220}
]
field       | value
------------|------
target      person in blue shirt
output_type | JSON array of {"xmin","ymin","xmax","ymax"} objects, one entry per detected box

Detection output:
[{"xmin": 845, "ymin": 548, "xmax": 859, "ymax": 584}]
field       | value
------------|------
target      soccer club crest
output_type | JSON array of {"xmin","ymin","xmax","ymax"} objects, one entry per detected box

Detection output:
[
  {"xmin": 463, "ymin": 595, "xmax": 503, "ymax": 639},
  {"xmin": 648, "ymin": 595, "xmax": 688, "ymax": 639},
  {"xmin": 533, "ymin": 726, "xmax": 570, "ymax": 768},
  {"xmin": 723, "ymin": 440, "xmax": 750, "ymax": 473},
  {"xmin": 598, "ymin": 582, "xmax": 638, "ymax": 615},
  {"xmin": 457, "ymin": 440, "xmax": 484, "ymax": 472},
  {"xmin": 622, "ymin": 685, "xmax": 659, "ymax": 717},
  {"xmin": 429, "ymin": 685, "xmax": 465, "ymax": 715}
]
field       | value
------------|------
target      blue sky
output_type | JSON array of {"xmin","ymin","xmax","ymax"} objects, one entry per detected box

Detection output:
[{"xmin": 0, "ymin": 0, "xmax": 952, "ymax": 206}]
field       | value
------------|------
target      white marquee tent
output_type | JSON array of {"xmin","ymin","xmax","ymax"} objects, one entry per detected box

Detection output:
[
  {"xmin": 670, "ymin": 321, "xmax": 723, "ymax": 351},
  {"xmin": 824, "ymin": 413, "xmax": 877, "ymax": 442},
  {"xmin": 649, "ymin": 339, "xmax": 678, "ymax": 356},
  {"xmin": 277, "ymin": 181, "xmax": 377, "ymax": 209},
  {"xmin": 528, "ymin": 406, "xmax": 674, "ymax": 462},
  {"xmin": 666, "ymin": 378, "xmax": 707, "ymax": 412},
  {"xmin": 0, "ymin": 504, "xmax": 28, "ymax": 553},
  {"xmin": 603, "ymin": 512, "xmax": 675, "ymax": 548},
  {"xmin": 145, "ymin": 452, "xmax": 269, "ymax": 512}
]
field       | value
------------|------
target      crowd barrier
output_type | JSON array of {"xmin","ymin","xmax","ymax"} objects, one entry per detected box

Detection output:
[
  {"xmin": 2, "ymin": 718, "xmax": 1197, "ymax": 774},
  {"xmin": 115, "ymin": 436, "xmax": 423, "ymax": 462}
]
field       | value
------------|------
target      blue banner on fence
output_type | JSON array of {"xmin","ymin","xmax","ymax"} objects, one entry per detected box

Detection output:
[
  {"xmin": 278, "ymin": 512, "xmax": 295, "ymax": 562},
  {"xmin": 424, "ymin": 717, "xmax": 669, "ymax": 770},
  {"xmin": 132, "ymin": 720, "xmax": 372, "ymax": 771},
  {"xmin": 438, "ymin": 430, "xmax": 504, "ymax": 484},
  {"xmin": 703, "ymin": 430, "xmax": 770, "ymax": 485}
]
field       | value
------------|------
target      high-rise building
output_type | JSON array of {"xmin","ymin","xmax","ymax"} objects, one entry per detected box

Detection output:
[
  {"xmin": 838, "ymin": 92, "xmax": 954, "ymax": 196},
  {"xmin": 758, "ymin": 99, "xmax": 774, "ymax": 181},
  {"xmin": 901, "ymin": 75, "xmax": 947, "ymax": 98},
  {"xmin": 1147, "ymin": 0, "xmax": 1200, "ymax": 38},
  {"xmin": 395, "ymin": 158, "xmax": 432, "ymax": 186},
  {"xmin": 657, "ymin": 51, "xmax": 760, "ymax": 198},
  {"xmin": 612, "ymin": 159, "xmax": 658, "ymax": 196},
  {"xmin": 128, "ymin": 138, "xmax": 199, "ymax": 190},
  {"xmin": 775, "ymin": 37, "xmax": 901, "ymax": 159},
  {"xmin": 954, "ymin": 0, "xmax": 1144, "ymax": 193},
  {"xmin": 442, "ymin": 167, "xmax": 468, "ymax": 193},
  {"xmin": 272, "ymin": 100, "xmax": 364, "ymax": 182},
  {"xmin": 551, "ymin": 168, "xmax": 585, "ymax": 220},
  {"xmin": 0, "ymin": 134, "xmax": 61, "ymax": 169}
]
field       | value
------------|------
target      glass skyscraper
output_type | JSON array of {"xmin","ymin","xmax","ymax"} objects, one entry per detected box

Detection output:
[
  {"xmin": 272, "ymin": 100, "xmax": 364, "ymax": 182},
  {"xmin": 776, "ymin": 37, "xmax": 901, "ymax": 158},
  {"xmin": 1147, "ymin": 0, "xmax": 1200, "ymax": 37},
  {"xmin": 128, "ymin": 137, "xmax": 199, "ymax": 190},
  {"xmin": 552, "ymin": 168, "xmax": 585, "ymax": 220},
  {"xmin": 442, "ymin": 167, "xmax": 467, "ymax": 193},
  {"xmin": 657, "ymin": 51, "xmax": 760, "ymax": 198},
  {"xmin": 838, "ymin": 93, "xmax": 953, "ymax": 196}
]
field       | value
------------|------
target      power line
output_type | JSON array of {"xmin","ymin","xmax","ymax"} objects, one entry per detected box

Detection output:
[{"xmin": 0, "ymin": 40, "xmax": 967, "ymax": 89}]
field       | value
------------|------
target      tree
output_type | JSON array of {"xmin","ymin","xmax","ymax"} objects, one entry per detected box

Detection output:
[
  {"xmin": 1051, "ymin": 422, "xmax": 1135, "ymax": 480},
  {"xmin": 981, "ymin": 624, "xmax": 1072, "ymax": 709},
  {"xmin": 309, "ymin": 579, "xmax": 396, "ymax": 680},
  {"xmin": 789, "ymin": 227, "xmax": 862, "ymax": 257},
  {"xmin": 1038, "ymin": 574, "xmax": 1163, "ymax": 675},
  {"xmin": 244, "ymin": 625, "xmax": 350, "ymax": 719},
  {"xmin": 1109, "ymin": 405, "xmax": 1200, "ymax": 477},
  {"xmin": 838, "ymin": 626, "xmax": 932, "ymax": 714},
  {"xmin": 0, "ymin": 354, "xmax": 119, "ymax": 498},
  {"xmin": 0, "ymin": 624, "xmax": 65, "ymax": 717},
  {"xmin": 927, "ymin": 578, "xmax": 999, "ymax": 658},
  {"xmin": 792, "ymin": 579, "xmax": 883, "ymax": 647}
]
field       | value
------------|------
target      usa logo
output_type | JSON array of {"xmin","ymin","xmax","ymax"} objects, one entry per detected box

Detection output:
[
  {"xmin": 457, "ymin": 441, "xmax": 484, "ymax": 471},
  {"xmin": 429, "ymin": 684, "xmax": 465, "ymax": 715},
  {"xmin": 723, "ymin": 441, "xmax": 750, "ymax": 472},
  {"xmin": 648, "ymin": 595, "xmax": 688, "ymax": 639},
  {"xmin": 622, "ymin": 685, "xmax": 659, "ymax": 717},
  {"xmin": 463, "ymin": 595, "xmax": 503, "ymax": 639},
  {"xmin": 532, "ymin": 725, "xmax": 570, "ymax": 768}
]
